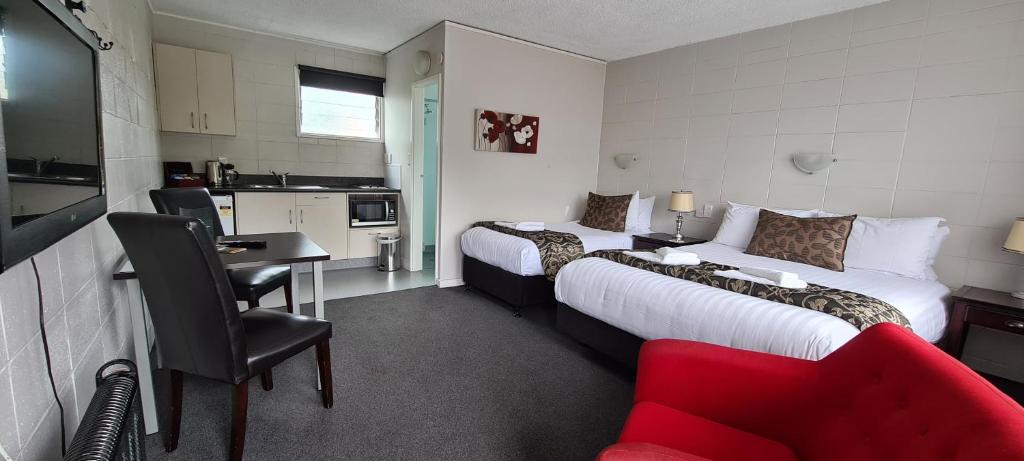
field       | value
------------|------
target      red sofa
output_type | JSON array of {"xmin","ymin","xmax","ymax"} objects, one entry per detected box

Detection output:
[{"xmin": 598, "ymin": 323, "xmax": 1024, "ymax": 461}]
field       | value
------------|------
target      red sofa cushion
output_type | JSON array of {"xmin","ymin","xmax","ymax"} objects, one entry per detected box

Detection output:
[
  {"xmin": 618, "ymin": 401, "xmax": 797, "ymax": 461},
  {"xmin": 596, "ymin": 443, "xmax": 711, "ymax": 461}
]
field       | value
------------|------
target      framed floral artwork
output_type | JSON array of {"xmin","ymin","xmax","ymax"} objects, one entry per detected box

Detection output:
[{"xmin": 475, "ymin": 109, "xmax": 540, "ymax": 154}]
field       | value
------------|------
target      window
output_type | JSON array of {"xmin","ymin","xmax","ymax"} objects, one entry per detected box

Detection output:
[{"xmin": 297, "ymin": 65, "xmax": 385, "ymax": 141}]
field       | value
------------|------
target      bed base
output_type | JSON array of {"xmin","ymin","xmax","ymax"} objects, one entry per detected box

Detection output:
[
  {"xmin": 556, "ymin": 302, "xmax": 645, "ymax": 369},
  {"xmin": 462, "ymin": 255, "xmax": 555, "ymax": 315}
]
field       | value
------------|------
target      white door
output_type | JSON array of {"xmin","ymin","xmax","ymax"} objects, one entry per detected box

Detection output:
[
  {"xmin": 235, "ymin": 192, "xmax": 296, "ymax": 234},
  {"xmin": 196, "ymin": 50, "xmax": 237, "ymax": 136},
  {"xmin": 153, "ymin": 43, "xmax": 200, "ymax": 133},
  {"xmin": 297, "ymin": 203, "xmax": 349, "ymax": 260}
]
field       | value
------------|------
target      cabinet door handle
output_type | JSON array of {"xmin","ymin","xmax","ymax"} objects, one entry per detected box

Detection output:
[
  {"xmin": 190, "ymin": 112, "xmax": 195, "ymax": 128},
  {"xmin": 288, "ymin": 209, "xmax": 293, "ymax": 224},
  {"xmin": 314, "ymin": 196, "xmax": 329, "ymax": 199},
  {"xmin": 300, "ymin": 209, "xmax": 303, "ymax": 224},
  {"xmin": 204, "ymin": 113, "xmax": 208, "ymax": 130},
  {"xmin": 1006, "ymin": 320, "xmax": 1024, "ymax": 329}
]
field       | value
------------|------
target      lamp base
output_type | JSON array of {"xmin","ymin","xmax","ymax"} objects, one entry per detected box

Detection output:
[{"xmin": 1012, "ymin": 291, "xmax": 1024, "ymax": 300}]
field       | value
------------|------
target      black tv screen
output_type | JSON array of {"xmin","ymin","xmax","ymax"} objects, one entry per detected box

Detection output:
[{"xmin": 0, "ymin": 0, "xmax": 105, "ymax": 271}]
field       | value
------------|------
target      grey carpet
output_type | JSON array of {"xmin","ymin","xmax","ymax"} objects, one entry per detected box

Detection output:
[{"xmin": 143, "ymin": 286, "xmax": 635, "ymax": 460}]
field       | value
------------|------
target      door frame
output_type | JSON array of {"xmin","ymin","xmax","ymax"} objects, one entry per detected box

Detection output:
[{"xmin": 409, "ymin": 74, "xmax": 442, "ymax": 275}]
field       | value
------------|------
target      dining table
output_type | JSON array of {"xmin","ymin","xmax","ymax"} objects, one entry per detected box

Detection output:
[{"xmin": 113, "ymin": 231, "xmax": 330, "ymax": 434}]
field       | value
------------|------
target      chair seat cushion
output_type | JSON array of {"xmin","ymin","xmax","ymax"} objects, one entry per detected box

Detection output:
[
  {"xmin": 619, "ymin": 401, "xmax": 798, "ymax": 461},
  {"xmin": 242, "ymin": 309, "xmax": 332, "ymax": 376},
  {"xmin": 228, "ymin": 265, "xmax": 290, "ymax": 301}
]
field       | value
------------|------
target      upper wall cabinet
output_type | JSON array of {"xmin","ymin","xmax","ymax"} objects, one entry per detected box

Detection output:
[{"xmin": 153, "ymin": 43, "xmax": 237, "ymax": 136}]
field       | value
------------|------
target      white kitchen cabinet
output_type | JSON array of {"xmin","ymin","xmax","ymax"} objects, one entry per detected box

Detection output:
[
  {"xmin": 348, "ymin": 228, "xmax": 391, "ymax": 259},
  {"xmin": 153, "ymin": 43, "xmax": 236, "ymax": 135},
  {"xmin": 235, "ymin": 192, "xmax": 349, "ymax": 260}
]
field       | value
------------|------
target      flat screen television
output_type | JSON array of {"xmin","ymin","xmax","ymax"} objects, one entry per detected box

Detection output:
[{"xmin": 0, "ymin": 0, "xmax": 105, "ymax": 272}]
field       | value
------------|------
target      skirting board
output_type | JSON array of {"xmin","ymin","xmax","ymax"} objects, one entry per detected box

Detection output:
[{"xmin": 439, "ymin": 278, "xmax": 465, "ymax": 288}]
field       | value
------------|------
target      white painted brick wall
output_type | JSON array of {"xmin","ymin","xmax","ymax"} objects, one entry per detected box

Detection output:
[{"xmin": 0, "ymin": 0, "xmax": 162, "ymax": 458}]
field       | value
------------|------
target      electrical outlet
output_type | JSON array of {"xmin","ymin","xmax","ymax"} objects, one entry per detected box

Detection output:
[{"xmin": 700, "ymin": 203, "xmax": 714, "ymax": 218}]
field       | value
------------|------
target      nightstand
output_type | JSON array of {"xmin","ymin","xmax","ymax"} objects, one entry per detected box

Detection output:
[
  {"xmin": 947, "ymin": 286, "xmax": 1024, "ymax": 359},
  {"xmin": 632, "ymin": 233, "xmax": 707, "ymax": 251}
]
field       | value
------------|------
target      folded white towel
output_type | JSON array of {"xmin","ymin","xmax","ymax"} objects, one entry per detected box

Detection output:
[
  {"xmin": 655, "ymin": 247, "xmax": 699, "ymax": 259},
  {"xmin": 739, "ymin": 266, "xmax": 802, "ymax": 286},
  {"xmin": 495, "ymin": 221, "xmax": 544, "ymax": 231},
  {"xmin": 714, "ymin": 269, "xmax": 808, "ymax": 289},
  {"xmin": 624, "ymin": 251, "xmax": 701, "ymax": 266}
]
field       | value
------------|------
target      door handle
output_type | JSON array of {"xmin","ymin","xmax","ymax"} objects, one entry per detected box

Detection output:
[
  {"xmin": 300, "ymin": 209, "xmax": 304, "ymax": 224},
  {"xmin": 203, "ymin": 113, "xmax": 208, "ymax": 130},
  {"xmin": 289, "ymin": 209, "xmax": 293, "ymax": 224},
  {"xmin": 190, "ymin": 112, "xmax": 195, "ymax": 129}
]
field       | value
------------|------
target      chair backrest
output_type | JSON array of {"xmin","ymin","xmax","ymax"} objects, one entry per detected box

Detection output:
[
  {"xmin": 107, "ymin": 212, "xmax": 248, "ymax": 384},
  {"xmin": 793, "ymin": 323, "xmax": 1024, "ymax": 461},
  {"xmin": 149, "ymin": 187, "xmax": 225, "ymax": 238}
]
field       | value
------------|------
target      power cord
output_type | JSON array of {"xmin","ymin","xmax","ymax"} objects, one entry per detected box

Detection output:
[{"xmin": 30, "ymin": 257, "xmax": 66, "ymax": 456}]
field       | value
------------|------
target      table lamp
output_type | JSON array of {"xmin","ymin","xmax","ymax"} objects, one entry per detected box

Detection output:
[
  {"xmin": 1004, "ymin": 217, "xmax": 1024, "ymax": 299},
  {"xmin": 669, "ymin": 191, "xmax": 695, "ymax": 241}
]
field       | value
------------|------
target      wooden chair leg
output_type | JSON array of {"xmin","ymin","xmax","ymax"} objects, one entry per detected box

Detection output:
[
  {"xmin": 283, "ymin": 282, "xmax": 294, "ymax": 313},
  {"xmin": 229, "ymin": 381, "xmax": 249, "ymax": 461},
  {"xmin": 260, "ymin": 370, "xmax": 274, "ymax": 391},
  {"xmin": 164, "ymin": 370, "xmax": 183, "ymax": 452},
  {"xmin": 315, "ymin": 341, "xmax": 334, "ymax": 409}
]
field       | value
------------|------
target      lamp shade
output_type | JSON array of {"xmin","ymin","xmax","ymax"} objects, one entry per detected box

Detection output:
[
  {"xmin": 1005, "ymin": 218, "xmax": 1024, "ymax": 254},
  {"xmin": 669, "ymin": 191, "xmax": 695, "ymax": 213}
]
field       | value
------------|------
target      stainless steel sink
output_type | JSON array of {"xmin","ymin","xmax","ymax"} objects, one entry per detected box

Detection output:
[{"xmin": 247, "ymin": 184, "xmax": 326, "ymax": 189}]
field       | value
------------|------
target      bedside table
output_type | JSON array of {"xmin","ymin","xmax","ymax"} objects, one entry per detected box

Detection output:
[
  {"xmin": 946, "ymin": 286, "xmax": 1024, "ymax": 358},
  {"xmin": 632, "ymin": 233, "xmax": 707, "ymax": 251}
]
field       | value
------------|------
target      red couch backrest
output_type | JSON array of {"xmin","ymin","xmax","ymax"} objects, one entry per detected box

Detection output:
[{"xmin": 786, "ymin": 323, "xmax": 1024, "ymax": 461}]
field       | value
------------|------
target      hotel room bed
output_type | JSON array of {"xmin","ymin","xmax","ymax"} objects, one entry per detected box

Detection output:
[
  {"xmin": 461, "ymin": 222, "xmax": 638, "ymax": 310},
  {"xmin": 554, "ymin": 242, "xmax": 951, "ymax": 365}
]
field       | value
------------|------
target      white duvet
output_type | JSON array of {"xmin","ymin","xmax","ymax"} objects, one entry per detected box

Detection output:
[
  {"xmin": 460, "ymin": 222, "xmax": 638, "ymax": 276},
  {"xmin": 554, "ymin": 242, "xmax": 951, "ymax": 360}
]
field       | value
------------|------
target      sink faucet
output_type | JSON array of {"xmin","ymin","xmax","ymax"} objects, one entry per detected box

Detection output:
[
  {"xmin": 30, "ymin": 156, "xmax": 59, "ymax": 176},
  {"xmin": 270, "ymin": 170, "xmax": 289, "ymax": 187}
]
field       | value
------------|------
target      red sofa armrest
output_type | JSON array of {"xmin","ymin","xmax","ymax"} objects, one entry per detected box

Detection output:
[
  {"xmin": 596, "ymin": 443, "xmax": 711, "ymax": 461},
  {"xmin": 635, "ymin": 339, "xmax": 818, "ymax": 430}
]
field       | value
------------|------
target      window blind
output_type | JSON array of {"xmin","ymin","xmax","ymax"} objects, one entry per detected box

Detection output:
[{"xmin": 297, "ymin": 65, "xmax": 385, "ymax": 97}]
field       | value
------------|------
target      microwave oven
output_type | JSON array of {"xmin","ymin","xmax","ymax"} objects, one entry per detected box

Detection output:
[{"xmin": 349, "ymin": 193, "xmax": 398, "ymax": 227}]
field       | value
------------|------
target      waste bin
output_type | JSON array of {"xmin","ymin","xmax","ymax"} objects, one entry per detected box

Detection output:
[{"xmin": 377, "ymin": 234, "xmax": 401, "ymax": 272}]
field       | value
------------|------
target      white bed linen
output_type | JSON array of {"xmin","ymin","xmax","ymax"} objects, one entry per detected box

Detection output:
[
  {"xmin": 554, "ymin": 242, "xmax": 950, "ymax": 360},
  {"xmin": 461, "ymin": 222, "xmax": 637, "ymax": 276}
]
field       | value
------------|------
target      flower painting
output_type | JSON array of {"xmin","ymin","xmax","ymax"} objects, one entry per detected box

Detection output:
[{"xmin": 475, "ymin": 109, "xmax": 540, "ymax": 154}]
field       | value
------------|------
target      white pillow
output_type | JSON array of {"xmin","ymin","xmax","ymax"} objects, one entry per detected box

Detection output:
[
  {"xmin": 841, "ymin": 216, "xmax": 944, "ymax": 280},
  {"xmin": 624, "ymin": 191, "xmax": 641, "ymax": 230},
  {"xmin": 922, "ymin": 225, "xmax": 950, "ymax": 281},
  {"xmin": 637, "ymin": 196, "xmax": 656, "ymax": 232},
  {"xmin": 712, "ymin": 202, "xmax": 819, "ymax": 249}
]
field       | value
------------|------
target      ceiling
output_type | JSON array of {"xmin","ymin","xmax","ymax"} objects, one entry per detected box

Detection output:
[{"xmin": 149, "ymin": 0, "xmax": 887, "ymax": 61}]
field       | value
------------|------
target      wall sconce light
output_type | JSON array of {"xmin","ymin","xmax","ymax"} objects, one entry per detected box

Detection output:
[
  {"xmin": 792, "ymin": 152, "xmax": 837, "ymax": 174},
  {"xmin": 614, "ymin": 153, "xmax": 639, "ymax": 170}
]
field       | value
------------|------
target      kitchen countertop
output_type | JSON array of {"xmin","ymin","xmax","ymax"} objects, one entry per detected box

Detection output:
[{"xmin": 201, "ymin": 174, "xmax": 399, "ymax": 193}]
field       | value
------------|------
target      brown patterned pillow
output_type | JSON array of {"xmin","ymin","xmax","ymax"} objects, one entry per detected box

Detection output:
[
  {"xmin": 578, "ymin": 192, "xmax": 633, "ymax": 232},
  {"xmin": 746, "ymin": 210, "xmax": 856, "ymax": 271}
]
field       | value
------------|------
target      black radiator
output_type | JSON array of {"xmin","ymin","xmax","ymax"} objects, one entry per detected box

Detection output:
[{"xmin": 64, "ymin": 359, "xmax": 146, "ymax": 461}]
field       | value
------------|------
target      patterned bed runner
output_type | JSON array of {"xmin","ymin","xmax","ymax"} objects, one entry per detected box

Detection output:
[
  {"xmin": 589, "ymin": 250, "xmax": 911, "ymax": 331},
  {"xmin": 472, "ymin": 222, "xmax": 584, "ymax": 281}
]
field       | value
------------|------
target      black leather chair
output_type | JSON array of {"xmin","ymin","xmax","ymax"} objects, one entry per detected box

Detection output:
[
  {"xmin": 107, "ymin": 212, "xmax": 333, "ymax": 461},
  {"xmin": 149, "ymin": 188, "xmax": 293, "ymax": 311}
]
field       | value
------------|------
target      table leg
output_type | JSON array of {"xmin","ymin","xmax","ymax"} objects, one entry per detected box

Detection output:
[
  {"xmin": 126, "ymin": 278, "xmax": 158, "ymax": 435},
  {"xmin": 313, "ymin": 261, "xmax": 324, "ymax": 390},
  {"xmin": 313, "ymin": 261, "xmax": 325, "ymax": 320},
  {"xmin": 289, "ymin": 263, "xmax": 301, "ymax": 315}
]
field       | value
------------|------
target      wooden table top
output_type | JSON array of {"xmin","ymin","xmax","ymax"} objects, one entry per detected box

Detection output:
[{"xmin": 113, "ymin": 232, "xmax": 329, "ymax": 280}]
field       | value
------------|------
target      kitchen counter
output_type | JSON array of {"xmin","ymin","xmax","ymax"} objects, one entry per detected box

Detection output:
[{"xmin": 202, "ymin": 174, "xmax": 399, "ymax": 193}]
